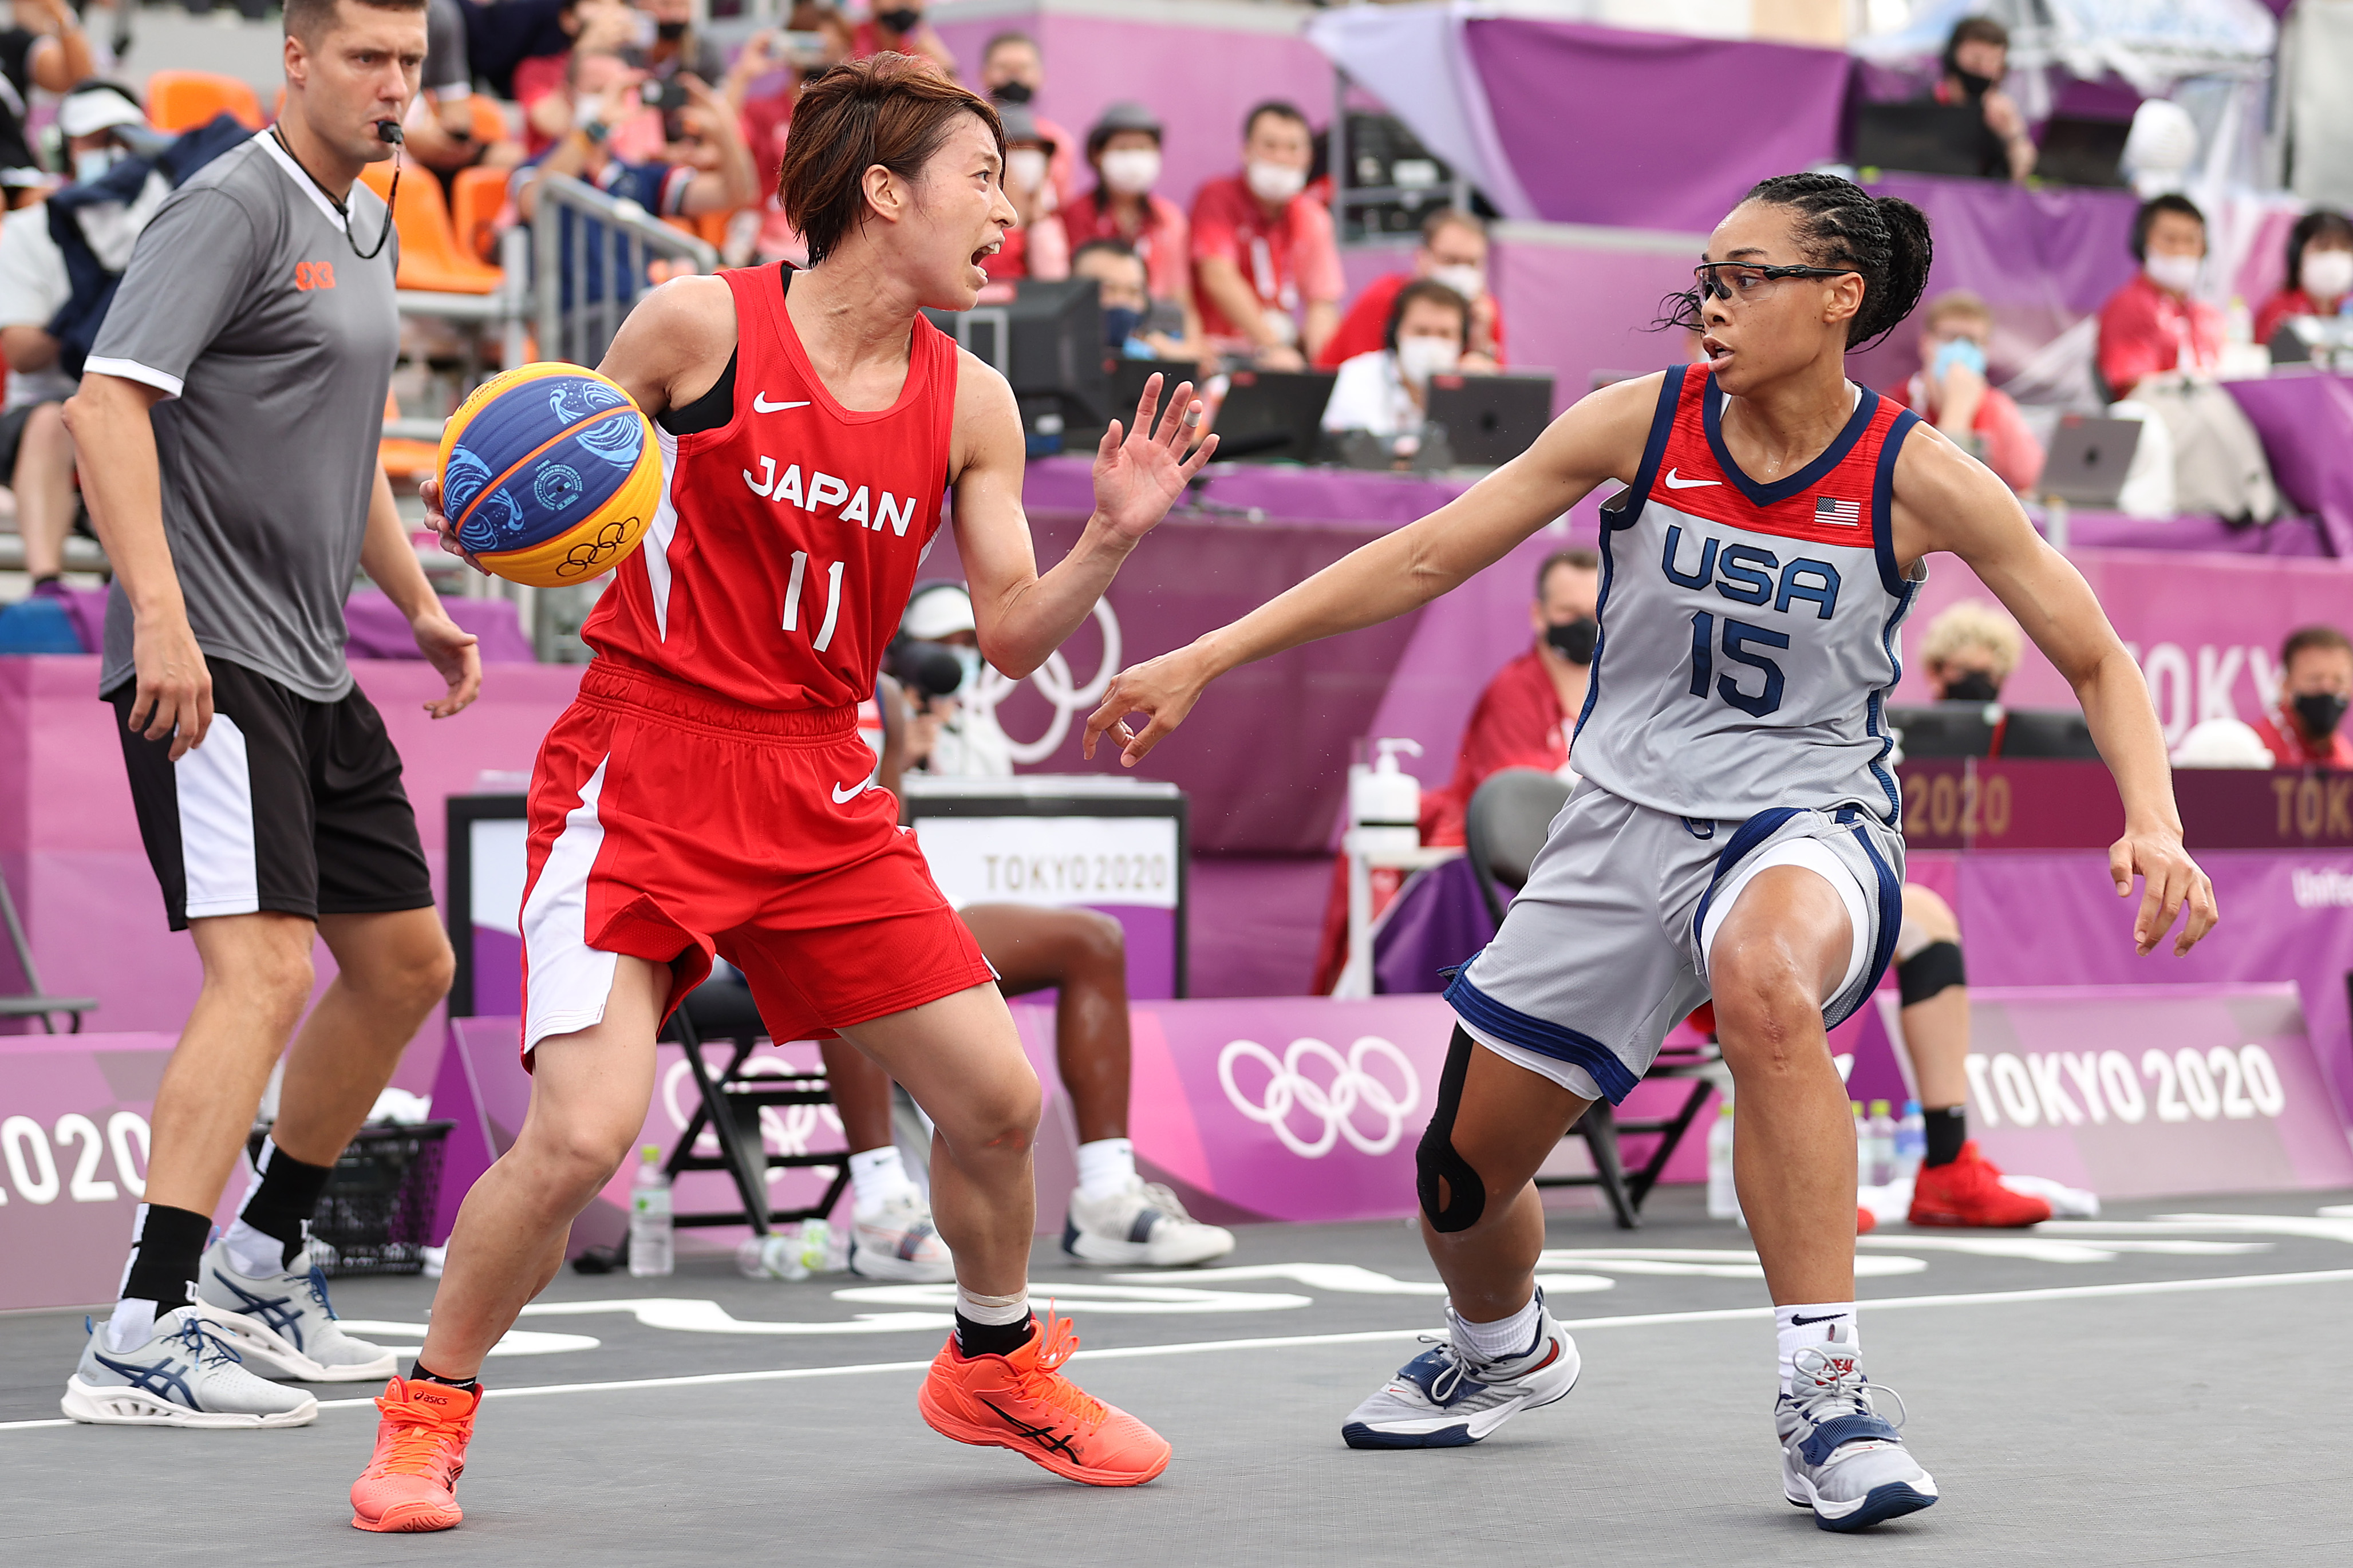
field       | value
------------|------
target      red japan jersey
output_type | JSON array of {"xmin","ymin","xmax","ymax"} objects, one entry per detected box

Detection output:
[{"xmin": 583, "ymin": 263, "xmax": 958, "ymax": 710}]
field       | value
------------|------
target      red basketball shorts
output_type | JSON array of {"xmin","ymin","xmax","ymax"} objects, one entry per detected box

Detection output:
[{"xmin": 516, "ymin": 661, "xmax": 993, "ymax": 1060}]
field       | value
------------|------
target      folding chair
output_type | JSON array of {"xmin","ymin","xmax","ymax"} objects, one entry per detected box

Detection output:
[
  {"xmin": 657, "ymin": 970, "xmax": 848, "ymax": 1238},
  {"xmin": 1462, "ymin": 769, "xmax": 1719, "ymax": 1230},
  {"xmin": 0, "ymin": 863, "xmax": 96, "ymax": 1033}
]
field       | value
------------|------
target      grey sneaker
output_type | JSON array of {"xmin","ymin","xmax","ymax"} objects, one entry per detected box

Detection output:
[
  {"xmin": 1341, "ymin": 1290, "xmax": 1580, "ymax": 1449},
  {"xmin": 1063, "ymin": 1178, "xmax": 1237, "ymax": 1268},
  {"xmin": 848, "ymin": 1190, "xmax": 958, "ymax": 1283},
  {"xmin": 1776, "ymin": 1325, "xmax": 1939, "ymax": 1531},
  {"xmin": 196, "ymin": 1242, "xmax": 397, "ymax": 1382},
  {"xmin": 62, "ymin": 1305, "xmax": 319, "ymax": 1428}
]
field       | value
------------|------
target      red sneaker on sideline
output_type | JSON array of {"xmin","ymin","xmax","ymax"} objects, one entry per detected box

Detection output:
[
  {"xmin": 1908, "ymin": 1142, "xmax": 2053, "ymax": 1229},
  {"xmin": 917, "ymin": 1311, "xmax": 1170, "ymax": 1486},
  {"xmin": 1857, "ymin": 1206, "xmax": 1878, "ymax": 1235},
  {"xmin": 350, "ymin": 1376, "xmax": 477, "ymax": 1532}
]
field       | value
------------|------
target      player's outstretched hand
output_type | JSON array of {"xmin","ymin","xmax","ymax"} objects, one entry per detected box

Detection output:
[
  {"xmin": 1083, "ymin": 645, "xmax": 1211, "ymax": 768},
  {"xmin": 2110, "ymin": 824, "xmax": 2218, "ymax": 957},
  {"xmin": 421, "ymin": 477, "xmax": 489, "ymax": 575},
  {"xmin": 1091, "ymin": 373, "xmax": 1219, "ymax": 545},
  {"xmin": 410, "ymin": 610, "xmax": 483, "ymax": 719}
]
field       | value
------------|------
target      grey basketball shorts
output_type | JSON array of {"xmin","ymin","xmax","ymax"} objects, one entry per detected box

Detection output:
[{"xmin": 1443, "ymin": 783, "xmax": 1905, "ymax": 1104}]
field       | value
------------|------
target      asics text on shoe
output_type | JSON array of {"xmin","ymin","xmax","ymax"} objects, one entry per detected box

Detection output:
[{"xmin": 351, "ymin": 1376, "xmax": 479, "ymax": 1533}]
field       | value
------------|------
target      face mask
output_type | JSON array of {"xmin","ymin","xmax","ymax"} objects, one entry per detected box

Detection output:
[
  {"xmin": 2301, "ymin": 249, "xmax": 2353, "ymax": 301},
  {"xmin": 1245, "ymin": 159, "xmax": 1305, "ymax": 206},
  {"xmin": 1430, "ymin": 262, "xmax": 1485, "ymax": 303},
  {"xmin": 877, "ymin": 7, "xmax": 921, "ymax": 33},
  {"xmin": 1099, "ymin": 147, "xmax": 1160, "ymax": 196},
  {"xmin": 655, "ymin": 19, "xmax": 687, "ymax": 40},
  {"xmin": 1952, "ymin": 66, "xmax": 1997, "ymax": 98},
  {"xmin": 1546, "ymin": 616, "xmax": 1598, "ymax": 665},
  {"xmin": 990, "ymin": 80, "xmax": 1033, "ymax": 106},
  {"xmin": 950, "ymin": 645, "xmax": 984, "ymax": 694},
  {"xmin": 2293, "ymin": 690, "xmax": 2350, "ymax": 738},
  {"xmin": 1102, "ymin": 305, "xmax": 1142, "ymax": 349},
  {"xmin": 1395, "ymin": 335, "xmax": 1460, "ymax": 388},
  {"xmin": 1943, "ymin": 670, "xmax": 2002, "ymax": 704},
  {"xmin": 72, "ymin": 147, "xmax": 118, "ymax": 183},
  {"xmin": 1005, "ymin": 147, "xmax": 1048, "ymax": 193},
  {"xmin": 2145, "ymin": 252, "xmax": 2202, "ymax": 294}
]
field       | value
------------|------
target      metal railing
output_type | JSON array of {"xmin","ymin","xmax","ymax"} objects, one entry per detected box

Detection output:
[{"xmin": 530, "ymin": 172, "xmax": 720, "ymax": 369}]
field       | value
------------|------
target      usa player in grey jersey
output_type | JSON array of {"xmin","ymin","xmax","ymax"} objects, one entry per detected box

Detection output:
[{"xmin": 1084, "ymin": 172, "xmax": 2216, "ymax": 1531}]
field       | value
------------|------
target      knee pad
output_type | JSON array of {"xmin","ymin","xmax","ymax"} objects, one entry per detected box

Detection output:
[
  {"xmin": 1416, "ymin": 1026, "xmax": 1487, "ymax": 1234},
  {"xmin": 1897, "ymin": 939, "xmax": 1965, "ymax": 1007}
]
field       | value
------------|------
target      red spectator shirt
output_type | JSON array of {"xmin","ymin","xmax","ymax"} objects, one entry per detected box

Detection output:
[
  {"xmin": 514, "ymin": 53, "xmax": 567, "ymax": 159},
  {"xmin": 1416, "ymin": 647, "xmax": 1574, "ymax": 847},
  {"xmin": 1063, "ymin": 188, "xmax": 1189, "ymax": 301},
  {"xmin": 2253, "ymin": 287, "xmax": 2344, "ymax": 350},
  {"xmin": 1885, "ymin": 374, "xmax": 2044, "ymax": 494},
  {"xmin": 2096, "ymin": 271, "xmax": 2224, "ymax": 398},
  {"xmin": 2252, "ymin": 708, "xmax": 2353, "ymax": 768},
  {"xmin": 1188, "ymin": 175, "xmax": 1343, "ymax": 344},
  {"xmin": 1315, "ymin": 271, "xmax": 1509, "ymax": 370}
]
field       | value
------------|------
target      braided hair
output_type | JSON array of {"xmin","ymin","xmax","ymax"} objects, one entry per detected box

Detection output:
[{"xmin": 1654, "ymin": 172, "xmax": 1934, "ymax": 353}]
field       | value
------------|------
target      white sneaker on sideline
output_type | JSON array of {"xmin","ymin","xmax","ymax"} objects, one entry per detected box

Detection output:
[
  {"xmin": 848, "ymin": 1190, "xmax": 957, "ymax": 1283},
  {"xmin": 1063, "ymin": 1178, "xmax": 1236, "ymax": 1268}
]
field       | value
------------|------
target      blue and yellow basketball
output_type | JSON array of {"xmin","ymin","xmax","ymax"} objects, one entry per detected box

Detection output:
[{"xmin": 437, "ymin": 364, "xmax": 661, "ymax": 588}]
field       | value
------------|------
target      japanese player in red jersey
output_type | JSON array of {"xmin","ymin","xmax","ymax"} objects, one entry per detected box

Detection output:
[{"xmin": 347, "ymin": 56, "xmax": 1218, "ymax": 1532}]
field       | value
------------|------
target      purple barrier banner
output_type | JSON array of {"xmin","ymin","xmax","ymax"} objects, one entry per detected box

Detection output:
[
  {"xmin": 1869, "ymin": 985, "xmax": 2353, "ymax": 1200},
  {"xmin": 1463, "ymin": 19, "xmax": 1849, "ymax": 235}
]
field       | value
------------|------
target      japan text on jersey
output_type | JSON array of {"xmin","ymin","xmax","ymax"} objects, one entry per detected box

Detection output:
[{"xmin": 1570, "ymin": 366, "xmax": 1925, "ymax": 827}]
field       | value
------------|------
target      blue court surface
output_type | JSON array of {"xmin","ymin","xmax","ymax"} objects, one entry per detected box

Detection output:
[{"xmin": 5, "ymin": 1187, "xmax": 2350, "ymax": 1567}]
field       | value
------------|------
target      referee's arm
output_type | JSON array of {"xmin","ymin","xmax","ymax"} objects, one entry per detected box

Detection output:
[
  {"xmin": 360, "ymin": 461, "xmax": 481, "ymax": 718},
  {"xmin": 65, "ymin": 372, "xmax": 213, "ymax": 759}
]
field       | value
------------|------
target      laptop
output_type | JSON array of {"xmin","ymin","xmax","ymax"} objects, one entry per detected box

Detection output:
[
  {"xmin": 1849, "ymin": 101, "xmax": 1994, "ymax": 179},
  {"xmin": 1425, "ymin": 372, "xmax": 1556, "ymax": 467},
  {"xmin": 1210, "ymin": 369, "xmax": 1337, "ymax": 463},
  {"xmin": 1886, "ymin": 702, "xmax": 2000, "ymax": 760},
  {"xmin": 2039, "ymin": 414, "xmax": 2142, "ymax": 507},
  {"xmin": 2034, "ymin": 116, "xmax": 2131, "ymax": 189}
]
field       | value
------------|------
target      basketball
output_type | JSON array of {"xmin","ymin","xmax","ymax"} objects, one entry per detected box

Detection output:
[{"xmin": 436, "ymin": 363, "xmax": 661, "ymax": 588}]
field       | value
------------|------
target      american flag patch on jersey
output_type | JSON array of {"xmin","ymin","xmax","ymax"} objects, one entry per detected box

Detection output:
[{"xmin": 1815, "ymin": 495, "xmax": 1862, "ymax": 527}]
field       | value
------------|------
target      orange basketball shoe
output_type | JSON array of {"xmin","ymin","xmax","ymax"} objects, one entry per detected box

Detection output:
[
  {"xmin": 917, "ymin": 1311, "xmax": 1170, "ymax": 1486},
  {"xmin": 350, "ymin": 1376, "xmax": 478, "ymax": 1533},
  {"xmin": 1908, "ymin": 1142, "xmax": 2053, "ymax": 1229}
]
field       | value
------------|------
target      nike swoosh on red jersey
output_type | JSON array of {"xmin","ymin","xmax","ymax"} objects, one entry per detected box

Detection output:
[
  {"xmin": 754, "ymin": 394, "xmax": 811, "ymax": 413},
  {"xmin": 1661, "ymin": 468, "xmax": 1722, "ymax": 489},
  {"xmin": 831, "ymin": 781, "xmax": 868, "ymax": 803}
]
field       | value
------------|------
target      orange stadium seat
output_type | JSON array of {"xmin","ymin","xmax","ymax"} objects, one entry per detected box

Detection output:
[
  {"xmin": 359, "ymin": 160, "xmax": 503, "ymax": 295},
  {"xmin": 449, "ymin": 164, "xmax": 510, "ymax": 264},
  {"xmin": 378, "ymin": 390, "xmax": 439, "ymax": 485},
  {"xmin": 145, "ymin": 71, "xmax": 263, "ymax": 134}
]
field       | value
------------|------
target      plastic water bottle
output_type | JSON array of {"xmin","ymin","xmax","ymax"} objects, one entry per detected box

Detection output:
[
  {"xmin": 1850, "ymin": 1101, "xmax": 1866, "ymax": 1182},
  {"xmin": 1865, "ymin": 1100, "xmax": 1897, "ymax": 1188},
  {"xmin": 1705, "ymin": 1100, "xmax": 1740, "ymax": 1220},
  {"xmin": 735, "ymin": 1219, "xmax": 834, "ymax": 1281},
  {"xmin": 1895, "ymin": 1099, "xmax": 1927, "ymax": 1180},
  {"xmin": 627, "ymin": 1145, "xmax": 673, "ymax": 1278}
]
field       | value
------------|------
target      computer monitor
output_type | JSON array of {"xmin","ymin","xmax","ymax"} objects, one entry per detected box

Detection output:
[
  {"xmin": 2034, "ymin": 116, "xmax": 2131, "ymax": 188},
  {"xmin": 1849, "ymin": 101, "xmax": 1994, "ymax": 179},
  {"xmin": 1889, "ymin": 702, "xmax": 2000, "ymax": 760},
  {"xmin": 2040, "ymin": 414, "xmax": 2142, "ymax": 507},
  {"xmin": 1997, "ymin": 708, "xmax": 2101, "ymax": 760},
  {"xmin": 922, "ymin": 278, "xmax": 1110, "ymax": 443},
  {"xmin": 1425, "ymin": 372, "xmax": 1555, "ymax": 467},
  {"xmin": 1210, "ymin": 369, "xmax": 1336, "ymax": 463}
]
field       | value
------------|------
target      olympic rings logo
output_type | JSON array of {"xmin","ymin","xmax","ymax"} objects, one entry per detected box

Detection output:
[
  {"xmin": 1216, "ymin": 1036, "xmax": 1423, "ymax": 1160},
  {"xmin": 961, "ymin": 598, "xmax": 1120, "ymax": 764},
  {"xmin": 660, "ymin": 1053, "xmax": 842, "ymax": 1176}
]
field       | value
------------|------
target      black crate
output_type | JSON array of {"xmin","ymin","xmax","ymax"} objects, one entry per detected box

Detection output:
[{"xmin": 307, "ymin": 1121, "xmax": 454, "ymax": 1277}]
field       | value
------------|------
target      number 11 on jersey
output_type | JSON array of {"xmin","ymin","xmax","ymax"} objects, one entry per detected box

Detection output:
[{"xmin": 783, "ymin": 551, "xmax": 846, "ymax": 653}]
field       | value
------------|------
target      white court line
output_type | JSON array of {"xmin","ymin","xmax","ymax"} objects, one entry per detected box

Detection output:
[{"xmin": 7, "ymin": 1266, "xmax": 2350, "ymax": 1435}]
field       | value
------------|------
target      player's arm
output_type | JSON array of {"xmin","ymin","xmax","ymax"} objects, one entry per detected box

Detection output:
[
  {"xmin": 1893, "ymin": 427, "xmax": 2216, "ymax": 955},
  {"xmin": 949, "ymin": 358, "xmax": 1217, "ymax": 681},
  {"xmin": 64, "ymin": 372, "xmax": 213, "ymax": 757},
  {"xmin": 359, "ymin": 461, "xmax": 481, "ymax": 718},
  {"xmin": 1081, "ymin": 372, "xmax": 1660, "ymax": 766}
]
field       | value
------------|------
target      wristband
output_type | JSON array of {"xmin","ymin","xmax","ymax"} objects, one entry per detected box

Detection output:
[{"xmin": 580, "ymin": 119, "xmax": 610, "ymax": 145}]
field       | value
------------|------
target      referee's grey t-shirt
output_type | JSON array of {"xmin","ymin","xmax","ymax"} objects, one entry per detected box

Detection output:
[{"xmin": 94, "ymin": 133, "xmax": 400, "ymax": 703}]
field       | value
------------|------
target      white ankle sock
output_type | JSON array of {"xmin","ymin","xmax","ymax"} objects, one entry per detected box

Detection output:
[
  {"xmin": 220, "ymin": 1218, "xmax": 287, "ymax": 1279},
  {"xmin": 1075, "ymin": 1138, "xmax": 1136, "ymax": 1199},
  {"xmin": 954, "ymin": 1286, "xmax": 1029, "ymax": 1326},
  {"xmin": 1453, "ymin": 1294, "xmax": 1542, "ymax": 1361},
  {"xmin": 1776, "ymin": 1302, "xmax": 1858, "ymax": 1392},
  {"xmin": 848, "ymin": 1147, "xmax": 917, "ymax": 1216},
  {"xmin": 104, "ymin": 1297, "xmax": 159, "ymax": 1354}
]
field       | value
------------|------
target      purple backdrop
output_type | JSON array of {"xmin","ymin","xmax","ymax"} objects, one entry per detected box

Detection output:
[{"xmin": 1465, "ymin": 19, "xmax": 1850, "ymax": 234}]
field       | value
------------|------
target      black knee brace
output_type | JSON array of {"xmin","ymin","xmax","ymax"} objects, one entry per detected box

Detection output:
[
  {"xmin": 1897, "ymin": 939, "xmax": 1966, "ymax": 1007},
  {"xmin": 1416, "ymin": 1027, "xmax": 1487, "ymax": 1234}
]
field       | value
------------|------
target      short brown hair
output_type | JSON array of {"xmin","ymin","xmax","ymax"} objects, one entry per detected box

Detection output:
[
  {"xmin": 1537, "ymin": 548, "xmax": 1599, "ymax": 597},
  {"xmin": 1948, "ymin": 16, "xmax": 2009, "ymax": 53},
  {"xmin": 1422, "ymin": 207, "xmax": 1486, "ymax": 248},
  {"xmin": 2282, "ymin": 624, "xmax": 2353, "ymax": 669},
  {"xmin": 285, "ymin": 0, "xmax": 426, "ymax": 45},
  {"xmin": 778, "ymin": 54, "xmax": 1004, "ymax": 268},
  {"xmin": 1922, "ymin": 289, "xmax": 1992, "ymax": 334},
  {"xmin": 1387, "ymin": 278, "xmax": 1470, "ymax": 350}
]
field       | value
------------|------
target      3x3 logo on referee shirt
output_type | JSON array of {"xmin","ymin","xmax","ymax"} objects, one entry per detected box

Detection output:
[{"xmin": 293, "ymin": 261, "xmax": 337, "ymax": 291}]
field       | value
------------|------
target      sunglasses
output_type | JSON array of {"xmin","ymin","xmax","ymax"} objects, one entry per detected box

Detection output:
[{"xmin": 1693, "ymin": 261, "xmax": 1861, "ymax": 303}]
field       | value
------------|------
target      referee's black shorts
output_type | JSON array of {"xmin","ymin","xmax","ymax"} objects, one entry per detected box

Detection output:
[{"xmin": 107, "ymin": 658, "xmax": 434, "ymax": 931}]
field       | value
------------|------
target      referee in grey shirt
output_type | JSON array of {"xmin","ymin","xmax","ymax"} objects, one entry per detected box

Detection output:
[{"xmin": 60, "ymin": 0, "xmax": 483, "ymax": 1428}]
